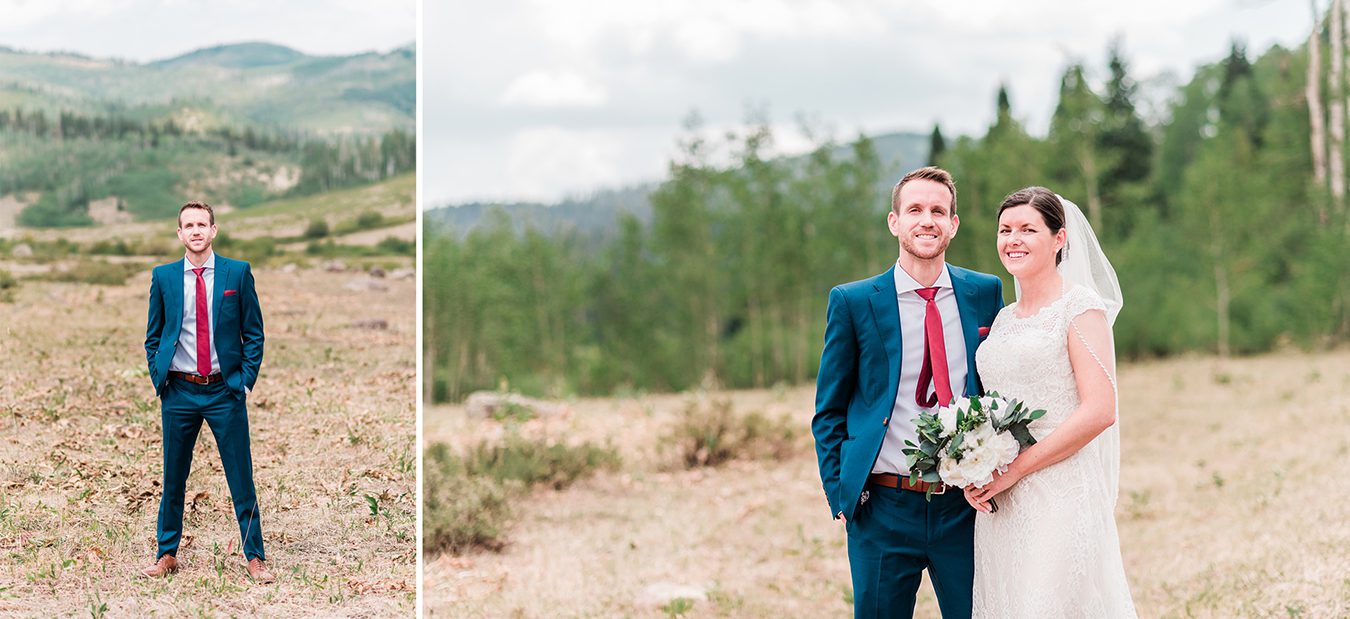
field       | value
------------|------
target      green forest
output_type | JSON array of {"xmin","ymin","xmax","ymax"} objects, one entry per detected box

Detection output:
[
  {"xmin": 1, "ymin": 107, "xmax": 415, "ymax": 226},
  {"xmin": 425, "ymin": 35, "xmax": 1350, "ymax": 403}
]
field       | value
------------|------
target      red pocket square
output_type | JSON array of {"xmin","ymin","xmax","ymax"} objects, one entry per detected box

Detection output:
[
  {"xmin": 978, "ymin": 326, "xmax": 990, "ymax": 337},
  {"xmin": 224, "ymin": 289, "xmax": 238, "ymax": 297}
]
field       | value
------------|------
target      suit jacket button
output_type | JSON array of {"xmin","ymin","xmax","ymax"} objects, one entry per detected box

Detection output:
[{"xmin": 882, "ymin": 417, "xmax": 889, "ymax": 426}]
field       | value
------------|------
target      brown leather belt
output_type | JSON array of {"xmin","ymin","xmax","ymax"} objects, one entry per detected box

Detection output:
[
  {"xmin": 169, "ymin": 371, "xmax": 224, "ymax": 385},
  {"xmin": 869, "ymin": 473, "xmax": 948, "ymax": 495}
]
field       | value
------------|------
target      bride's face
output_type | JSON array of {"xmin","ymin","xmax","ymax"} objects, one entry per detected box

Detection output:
[{"xmin": 997, "ymin": 204, "xmax": 1065, "ymax": 278}]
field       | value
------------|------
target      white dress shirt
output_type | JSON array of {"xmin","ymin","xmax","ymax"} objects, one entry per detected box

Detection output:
[
  {"xmin": 872, "ymin": 262, "xmax": 968, "ymax": 474},
  {"xmin": 170, "ymin": 251, "xmax": 220, "ymax": 375}
]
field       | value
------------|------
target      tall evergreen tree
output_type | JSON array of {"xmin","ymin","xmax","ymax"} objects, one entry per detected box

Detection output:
[
  {"xmin": 928, "ymin": 123, "xmax": 946, "ymax": 165},
  {"xmin": 1048, "ymin": 63, "xmax": 1107, "ymax": 229}
]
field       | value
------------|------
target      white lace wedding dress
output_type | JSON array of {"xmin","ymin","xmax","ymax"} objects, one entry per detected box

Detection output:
[{"xmin": 972, "ymin": 284, "xmax": 1137, "ymax": 617}]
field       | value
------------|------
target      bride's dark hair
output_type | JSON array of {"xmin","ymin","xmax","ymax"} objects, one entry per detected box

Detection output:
[{"xmin": 997, "ymin": 187, "xmax": 1066, "ymax": 265}]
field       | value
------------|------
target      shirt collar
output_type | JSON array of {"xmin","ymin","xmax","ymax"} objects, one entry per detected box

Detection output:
[
  {"xmin": 183, "ymin": 251, "xmax": 216, "ymax": 272},
  {"xmin": 893, "ymin": 260, "xmax": 952, "ymax": 296}
]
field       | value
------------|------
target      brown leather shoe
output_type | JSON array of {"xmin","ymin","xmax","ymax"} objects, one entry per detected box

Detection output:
[
  {"xmin": 139, "ymin": 554, "xmax": 178, "ymax": 578},
  {"xmin": 247, "ymin": 558, "xmax": 275, "ymax": 583}
]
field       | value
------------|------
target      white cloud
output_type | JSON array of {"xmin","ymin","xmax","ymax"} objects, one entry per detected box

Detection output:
[
  {"xmin": 0, "ymin": 0, "xmax": 413, "ymax": 61},
  {"xmin": 500, "ymin": 71, "xmax": 608, "ymax": 107},
  {"xmin": 525, "ymin": 0, "xmax": 886, "ymax": 62},
  {"xmin": 426, "ymin": 0, "xmax": 1311, "ymax": 205},
  {"xmin": 503, "ymin": 127, "xmax": 626, "ymax": 200}
]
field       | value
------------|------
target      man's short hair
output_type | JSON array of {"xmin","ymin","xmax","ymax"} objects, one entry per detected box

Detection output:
[
  {"xmin": 891, "ymin": 166, "xmax": 958, "ymax": 214},
  {"xmin": 178, "ymin": 201, "xmax": 214, "ymax": 227}
]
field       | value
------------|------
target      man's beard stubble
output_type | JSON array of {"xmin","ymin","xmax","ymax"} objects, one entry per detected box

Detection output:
[{"xmin": 900, "ymin": 234, "xmax": 950, "ymax": 261}]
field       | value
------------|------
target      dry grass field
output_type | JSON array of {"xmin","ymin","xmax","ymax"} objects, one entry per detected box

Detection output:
[
  {"xmin": 424, "ymin": 350, "xmax": 1350, "ymax": 618},
  {"xmin": 0, "ymin": 262, "xmax": 416, "ymax": 616}
]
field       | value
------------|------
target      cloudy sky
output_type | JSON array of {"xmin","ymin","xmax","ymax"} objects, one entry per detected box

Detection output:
[
  {"xmin": 427, "ymin": 0, "xmax": 1310, "ymax": 207},
  {"xmin": 0, "ymin": 0, "xmax": 414, "ymax": 61}
]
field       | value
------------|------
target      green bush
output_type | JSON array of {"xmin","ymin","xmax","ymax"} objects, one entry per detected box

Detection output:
[
  {"xmin": 662, "ymin": 396, "xmax": 801, "ymax": 468},
  {"xmin": 375, "ymin": 236, "xmax": 414, "ymax": 255},
  {"xmin": 465, "ymin": 434, "xmax": 620, "ymax": 491},
  {"xmin": 40, "ymin": 260, "xmax": 144, "ymax": 286},
  {"xmin": 304, "ymin": 218, "xmax": 330, "ymax": 239},
  {"xmin": 336, "ymin": 211, "xmax": 386, "ymax": 235},
  {"xmin": 0, "ymin": 269, "xmax": 17, "ymax": 302},
  {"xmin": 422, "ymin": 435, "xmax": 621, "ymax": 555},
  {"xmin": 213, "ymin": 233, "xmax": 278, "ymax": 264},
  {"xmin": 86, "ymin": 239, "xmax": 133, "ymax": 256},
  {"xmin": 225, "ymin": 183, "xmax": 270, "ymax": 209},
  {"xmin": 422, "ymin": 443, "xmax": 516, "ymax": 554}
]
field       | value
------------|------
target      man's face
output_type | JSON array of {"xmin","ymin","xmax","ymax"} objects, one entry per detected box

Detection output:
[
  {"xmin": 888, "ymin": 179, "xmax": 958, "ymax": 260},
  {"xmin": 177, "ymin": 208, "xmax": 216, "ymax": 255}
]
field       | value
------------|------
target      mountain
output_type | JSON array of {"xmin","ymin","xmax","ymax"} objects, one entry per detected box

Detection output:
[
  {"xmin": 425, "ymin": 130, "xmax": 931, "ymax": 239},
  {"xmin": 0, "ymin": 42, "xmax": 414, "ymax": 134},
  {"xmin": 151, "ymin": 42, "xmax": 307, "ymax": 69}
]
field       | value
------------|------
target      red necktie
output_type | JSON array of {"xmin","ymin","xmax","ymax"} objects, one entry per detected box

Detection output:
[
  {"xmin": 193, "ymin": 267, "xmax": 211, "ymax": 377},
  {"xmin": 915, "ymin": 287, "xmax": 953, "ymax": 408}
]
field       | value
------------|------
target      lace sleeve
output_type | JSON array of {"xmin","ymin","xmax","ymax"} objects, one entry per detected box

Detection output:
[
  {"xmin": 1064, "ymin": 285, "xmax": 1115, "ymax": 391},
  {"xmin": 1062, "ymin": 285, "xmax": 1107, "ymax": 321}
]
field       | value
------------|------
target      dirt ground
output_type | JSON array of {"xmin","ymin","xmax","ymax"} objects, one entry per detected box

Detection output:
[
  {"xmin": 423, "ymin": 350, "xmax": 1350, "ymax": 618},
  {"xmin": 0, "ymin": 263, "xmax": 416, "ymax": 616}
]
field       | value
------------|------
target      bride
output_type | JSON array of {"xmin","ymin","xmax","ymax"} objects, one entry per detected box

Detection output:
[{"xmin": 964, "ymin": 187, "xmax": 1136, "ymax": 617}]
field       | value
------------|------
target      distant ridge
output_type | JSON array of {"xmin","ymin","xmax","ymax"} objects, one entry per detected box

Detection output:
[
  {"xmin": 152, "ymin": 42, "xmax": 306, "ymax": 69},
  {"xmin": 427, "ymin": 130, "xmax": 931, "ymax": 240},
  {"xmin": 0, "ymin": 41, "xmax": 416, "ymax": 134}
]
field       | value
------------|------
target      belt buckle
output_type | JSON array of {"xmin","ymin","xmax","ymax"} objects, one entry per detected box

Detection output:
[{"xmin": 931, "ymin": 483, "xmax": 947, "ymax": 495}]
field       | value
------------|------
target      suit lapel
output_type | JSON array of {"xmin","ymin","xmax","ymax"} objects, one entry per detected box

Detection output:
[
  {"xmin": 212, "ymin": 257, "xmax": 229, "ymax": 339},
  {"xmin": 869, "ymin": 266, "xmax": 902, "ymax": 396},
  {"xmin": 947, "ymin": 264, "xmax": 982, "ymax": 397},
  {"xmin": 168, "ymin": 259, "xmax": 186, "ymax": 340}
]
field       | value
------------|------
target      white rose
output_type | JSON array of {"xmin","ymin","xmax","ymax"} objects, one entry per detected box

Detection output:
[
  {"xmin": 969, "ymin": 420, "xmax": 996, "ymax": 444},
  {"xmin": 989, "ymin": 429, "xmax": 1021, "ymax": 469},
  {"xmin": 938, "ymin": 453, "xmax": 972, "ymax": 487},
  {"xmin": 961, "ymin": 448, "xmax": 998, "ymax": 488},
  {"xmin": 938, "ymin": 405, "xmax": 959, "ymax": 438}
]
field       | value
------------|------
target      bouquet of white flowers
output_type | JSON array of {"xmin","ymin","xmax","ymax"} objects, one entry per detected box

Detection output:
[{"xmin": 902, "ymin": 393, "xmax": 1045, "ymax": 509}]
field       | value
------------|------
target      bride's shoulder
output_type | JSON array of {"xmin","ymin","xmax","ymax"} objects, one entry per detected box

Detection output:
[{"xmin": 1061, "ymin": 284, "xmax": 1107, "ymax": 317}]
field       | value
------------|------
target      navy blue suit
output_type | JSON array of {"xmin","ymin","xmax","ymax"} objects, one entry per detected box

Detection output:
[
  {"xmin": 145, "ymin": 255, "xmax": 266, "ymax": 561},
  {"xmin": 813, "ymin": 263, "xmax": 1003, "ymax": 618}
]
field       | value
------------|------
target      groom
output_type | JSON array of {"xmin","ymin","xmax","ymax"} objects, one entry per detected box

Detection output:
[
  {"xmin": 141, "ymin": 201, "xmax": 273, "ymax": 583},
  {"xmin": 813, "ymin": 167, "xmax": 1003, "ymax": 618}
]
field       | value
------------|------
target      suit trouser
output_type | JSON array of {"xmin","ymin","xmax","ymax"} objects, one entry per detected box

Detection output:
[
  {"xmin": 156, "ymin": 377, "xmax": 265, "ymax": 561},
  {"xmin": 846, "ymin": 481, "xmax": 974, "ymax": 619}
]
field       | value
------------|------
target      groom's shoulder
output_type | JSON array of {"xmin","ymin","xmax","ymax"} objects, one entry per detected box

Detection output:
[
  {"xmin": 215, "ymin": 254, "xmax": 243, "ymax": 266},
  {"xmin": 832, "ymin": 271, "xmax": 887, "ymax": 298},
  {"xmin": 151, "ymin": 260, "xmax": 180, "ymax": 277}
]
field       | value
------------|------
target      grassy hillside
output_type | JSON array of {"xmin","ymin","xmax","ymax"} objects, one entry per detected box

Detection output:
[
  {"xmin": 0, "ymin": 43, "xmax": 414, "ymax": 134},
  {"xmin": 0, "ymin": 173, "xmax": 415, "ymax": 274},
  {"xmin": 0, "ymin": 42, "xmax": 415, "ymax": 230}
]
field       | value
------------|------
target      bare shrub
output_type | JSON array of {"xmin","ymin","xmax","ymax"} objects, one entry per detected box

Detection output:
[
  {"xmin": 423, "ymin": 436, "xmax": 621, "ymax": 555},
  {"xmin": 422, "ymin": 443, "xmax": 516, "ymax": 554},
  {"xmin": 662, "ymin": 396, "xmax": 801, "ymax": 468}
]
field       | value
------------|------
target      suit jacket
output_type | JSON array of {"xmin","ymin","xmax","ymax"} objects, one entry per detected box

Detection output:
[
  {"xmin": 145, "ymin": 255, "xmax": 264, "ymax": 399},
  {"xmin": 812, "ymin": 263, "xmax": 1004, "ymax": 521}
]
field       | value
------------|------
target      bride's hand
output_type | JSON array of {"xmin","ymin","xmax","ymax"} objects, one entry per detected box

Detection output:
[
  {"xmin": 968, "ymin": 469, "xmax": 1021, "ymax": 509},
  {"xmin": 963, "ymin": 485, "xmax": 993, "ymax": 513}
]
